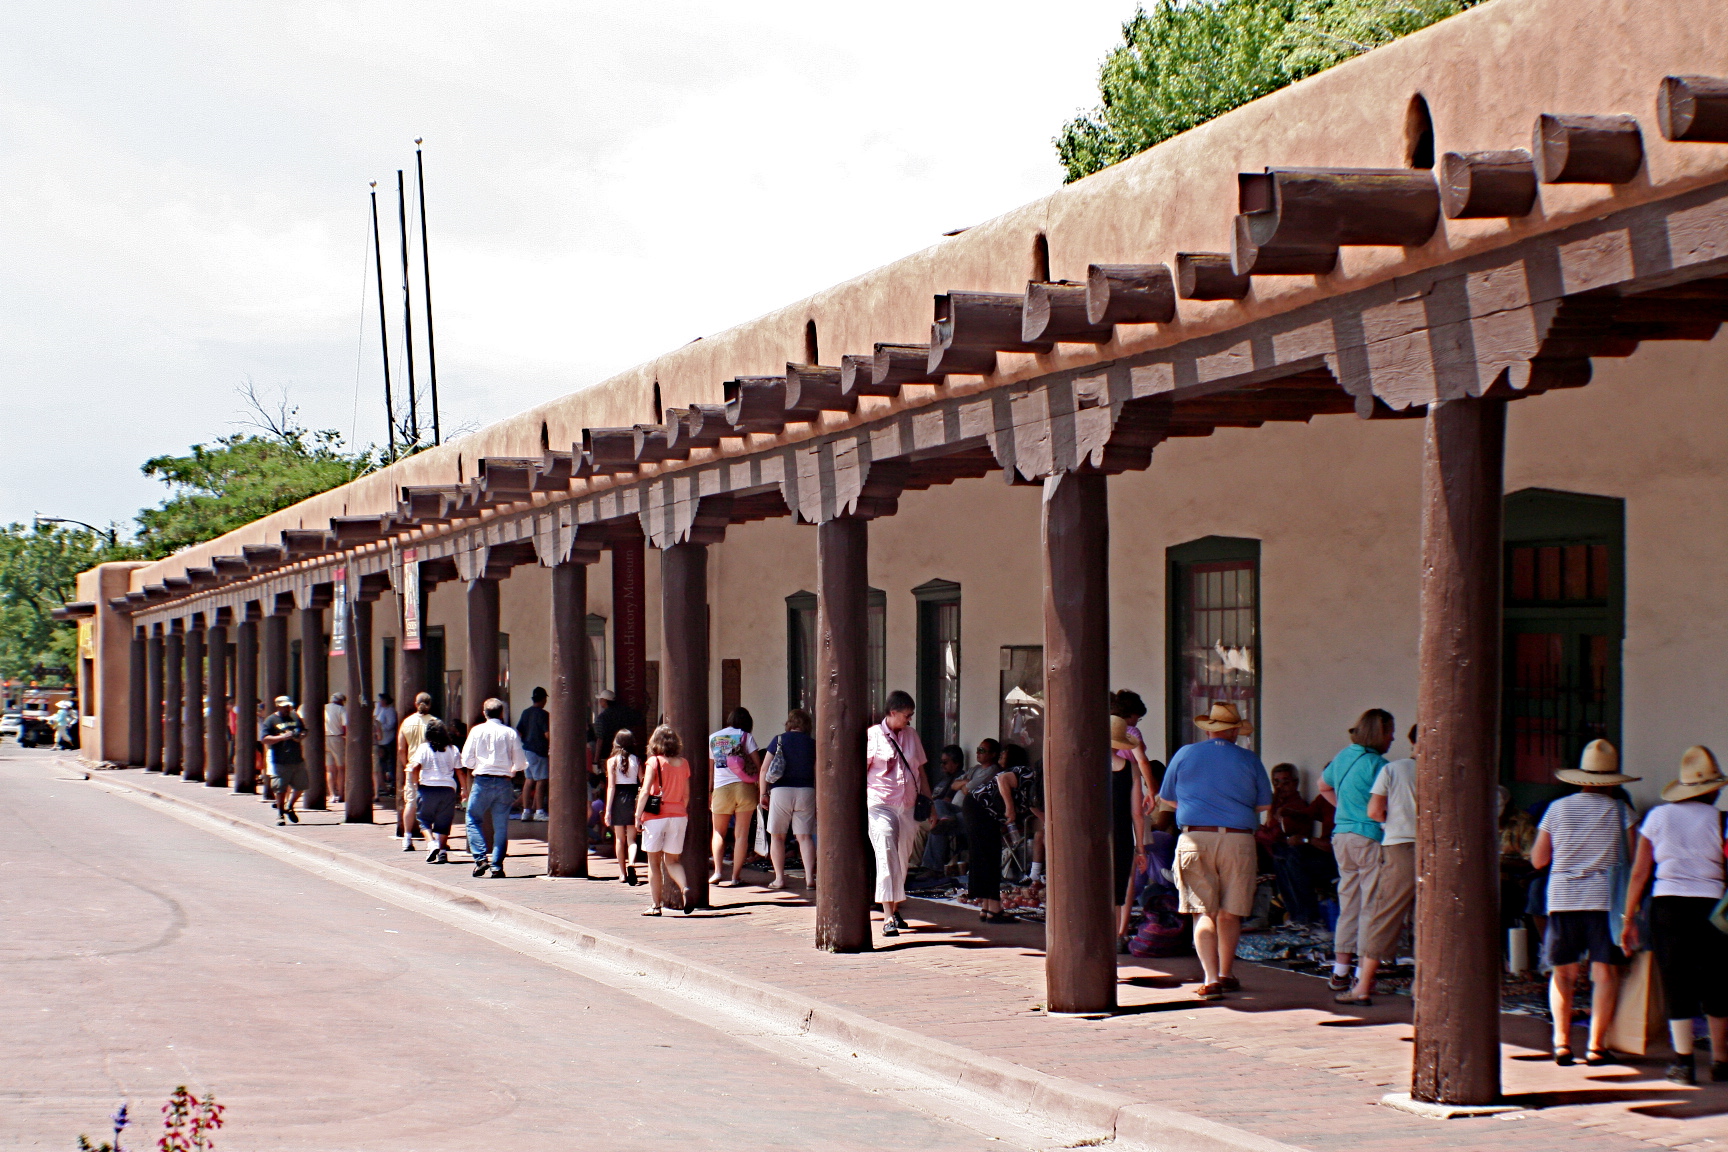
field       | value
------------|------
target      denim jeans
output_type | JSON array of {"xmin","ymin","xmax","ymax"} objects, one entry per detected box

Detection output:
[{"xmin": 466, "ymin": 775, "xmax": 515, "ymax": 867}]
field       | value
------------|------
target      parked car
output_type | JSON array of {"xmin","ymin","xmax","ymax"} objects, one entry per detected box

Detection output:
[{"xmin": 0, "ymin": 711, "xmax": 20, "ymax": 740}]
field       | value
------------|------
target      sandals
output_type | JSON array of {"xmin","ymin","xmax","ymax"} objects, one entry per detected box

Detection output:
[
  {"xmin": 767, "ymin": 878, "xmax": 787, "ymax": 890},
  {"xmin": 1197, "ymin": 983, "xmax": 1225, "ymax": 1001},
  {"xmin": 1333, "ymin": 990, "xmax": 1373, "ymax": 1006},
  {"xmin": 641, "ymin": 906, "xmax": 662, "ymax": 916},
  {"xmin": 981, "ymin": 911, "xmax": 1018, "ymax": 924}
]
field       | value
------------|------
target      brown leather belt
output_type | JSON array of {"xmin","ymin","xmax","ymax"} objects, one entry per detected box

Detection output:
[{"xmin": 1184, "ymin": 825, "xmax": 1253, "ymax": 834}]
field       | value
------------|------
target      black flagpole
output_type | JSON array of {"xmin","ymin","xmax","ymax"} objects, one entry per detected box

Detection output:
[
  {"xmin": 415, "ymin": 139, "xmax": 441, "ymax": 446},
  {"xmin": 396, "ymin": 170, "xmax": 419, "ymax": 448},
  {"xmin": 369, "ymin": 182, "xmax": 395, "ymax": 460}
]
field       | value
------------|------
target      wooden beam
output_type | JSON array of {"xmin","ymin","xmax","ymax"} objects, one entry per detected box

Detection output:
[
  {"xmin": 332, "ymin": 515, "xmax": 395, "ymax": 545},
  {"xmin": 478, "ymin": 456, "xmax": 539, "ymax": 499},
  {"xmin": 204, "ymin": 621, "xmax": 229, "ymax": 789},
  {"xmin": 535, "ymin": 450, "xmax": 577, "ymax": 491},
  {"xmin": 182, "ymin": 624, "xmax": 205, "ymax": 782},
  {"xmin": 1233, "ymin": 168, "xmax": 1439, "ymax": 276},
  {"xmin": 185, "ymin": 567, "xmax": 219, "ymax": 590},
  {"xmin": 145, "ymin": 631, "xmax": 165, "ymax": 771},
  {"xmin": 871, "ymin": 343, "xmax": 940, "ymax": 391},
  {"xmin": 163, "ymin": 630, "xmax": 183, "ymax": 776},
  {"xmin": 282, "ymin": 529, "xmax": 335, "ymax": 559},
  {"xmin": 241, "ymin": 543, "xmax": 285, "ymax": 569},
  {"xmin": 548, "ymin": 557, "xmax": 590, "ymax": 877},
  {"xmin": 344, "ymin": 599, "xmax": 374, "ymax": 822},
  {"xmin": 725, "ymin": 377, "xmax": 788, "ymax": 434},
  {"xmin": 300, "ymin": 605, "xmax": 328, "ymax": 811},
  {"xmin": 815, "ymin": 515, "xmax": 871, "ymax": 952},
  {"xmin": 1086, "ymin": 264, "xmax": 1177, "ymax": 326},
  {"xmin": 1659, "ymin": 75, "xmax": 1728, "ymax": 143},
  {"xmin": 1440, "ymin": 150, "xmax": 1538, "ymax": 219},
  {"xmin": 234, "ymin": 619, "xmax": 258, "ymax": 793},
  {"xmin": 661, "ymin": 541, "xmax": 712, "ymax": 911},
  {"xmin": 784, "ymin": 363, "xmax": 857, "ymax": 415},
  {"xmin": 211, "ymin": 555, "xmax": 250, "ymax": 579},
  {"xmin": 1176, "ymin": 252, "xmax": 1252, "ymax": 300},
  {"xmin": 584, "ymin": 428, "xmax": 641, "ymax": 474},
  {"xmin": 634, "ymin": 423, "xmax": 687, "ymax": 464},
  {"xmin": 1533, "ymin": 113, "xmax": 1643, "ymax": 184},
  {"xmin": 930, "ymin": 292, "xmax": 1052, "ymax": 375},
  {"xmin": 1023, "ymin": 281, "xmax": 1115, "ymax": 345}
]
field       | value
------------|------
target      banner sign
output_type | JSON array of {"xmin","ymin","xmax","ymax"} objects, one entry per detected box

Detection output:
[
  {"xmin": 402, "ymin": 549, "xmax": 421, "ymax": 651},
  {"xmin": 329, "ymin": 566, "xmax": 347, "ymax": 655}
]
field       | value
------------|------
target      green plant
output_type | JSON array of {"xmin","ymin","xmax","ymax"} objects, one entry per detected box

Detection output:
[{"xmin": 157, "ymin": 1087, "xmax": 223, "ymax": 1152}]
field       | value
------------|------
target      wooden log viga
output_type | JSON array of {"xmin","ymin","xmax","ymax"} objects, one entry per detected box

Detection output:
[
  {"xmin": 1658, "ymin": 75, "xmax": 1728, "ymax": 143},
  {"xmin": 725, "ymin": 376, "xmax": 788, "ymax": 434},
  {"xmin": 1439, "ymin": 150, "xmax": 1539, "ymax": 219},
  {"xmin": 869, "ymin": 343, "xmax": 939, "ymax": 392},
  {"xmin": 784, "ymin": 363, "xmax": 856, "ymax": 417},
  {"xmin": 928, "ymin": 291, "xmax": 1052, "ymax": 375},
  {"xmin": 1023, "ymin": 281, "xmax": 1114, "ymax": 344},
  {"xmin": 633, "ymin": 423, "xmax": 685, "ymax": 464},
  {"xmin": 583, "ymin": 428, "xmax": 640, "ymax": 474},
  {"xmin": 1533, "ymin": 113, "xmax": 1643, "ymax": 184},
  {"xmin": 1231, "ymin": 168, "xmax": 1440, "ymax": 277},
  {"xmin": 666, "ymin": 403, "xmax": 733, "ymax": 450},
  {"xmin": 1085, "ymin": 264, "xmax": 1176, "ymax": 327},
  {"xmin": 534, "ymin": 450, "xmax": 578, "ymax": 490},
  {"xmin": 1176, "ymin": 253, "xmax": 1252, "ymax": 301}
]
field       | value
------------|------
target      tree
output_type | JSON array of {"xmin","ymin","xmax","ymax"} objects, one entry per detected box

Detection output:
[
  {"xmin": 0, "ymin": 522, "xmax": 134, "ymax": 680},
  {"xmin": 1055, "ymin": 0, "xmax": 1480, "ymax": 183},
  {"xmin": 133, "ymin": 384, "xmax": 376, "ymax": 560}
]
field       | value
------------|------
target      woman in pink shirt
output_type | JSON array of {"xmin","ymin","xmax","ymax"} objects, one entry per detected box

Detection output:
[{"xmin": 866, "ymin": 691, "xmax": 932, "ymax": 938}]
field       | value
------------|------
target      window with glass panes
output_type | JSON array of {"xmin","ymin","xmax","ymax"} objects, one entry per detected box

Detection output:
[
  {"xmin": 1167, "ymin": 537, "xmax": 1259, "ymax": 756},
  {"xmin": 914, "ymin": 580, "xmax": 961, "ymax": 754},
  {"xmin": 787, "ymin": 589, "xmax": 885, "ymax": 717}
]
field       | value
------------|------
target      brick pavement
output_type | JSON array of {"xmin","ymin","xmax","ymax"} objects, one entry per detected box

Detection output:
[{"xmin": 108, "ymin": 768, "xmax": 1728, "ymax": 1152}]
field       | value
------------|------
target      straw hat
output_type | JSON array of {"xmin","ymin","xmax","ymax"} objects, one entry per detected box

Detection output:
[
  {"xmin": 1555, "ymin": 739, "xmax": 1640, "ymax": 786},
  {"xmin": 1194, "ymin": 701, "xmax": 1253, "ymax": 737},
  {"xmin": 1111, "ymin": 715, "xmax": 1138, "ymax": 752},
  {"xmin": 1661, "ymin": 745, "xmax": 1727, "ymax": 802}
]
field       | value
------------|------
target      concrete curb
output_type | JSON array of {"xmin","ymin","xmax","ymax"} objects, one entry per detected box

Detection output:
[{"xmin": 102, "ymin": 770, "xmax": 1306, "ymax": 1152}]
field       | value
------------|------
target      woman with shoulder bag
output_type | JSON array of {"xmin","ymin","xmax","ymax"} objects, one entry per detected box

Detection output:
[
  {"xmin": 761, "ymin": 709, "xmax": 818, "ymax": 893},
  {"xmin": 604, "ymin": 729, "xmax": 642, "ymax": 886},
  {"xmin": 866, "ymin": 691, "xmax": 932, "ymax": 938},
  {"xmin": 635, "ymin": 725, "xmax": 693, "ymax": 916},
  {"xmin": 961, "ymin": 738, "xmax": 1032, "ymax": 924}
]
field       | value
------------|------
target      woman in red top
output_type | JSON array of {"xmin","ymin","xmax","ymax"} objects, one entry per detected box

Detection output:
[{"xmin": 635, "ymin": 724, "xmax": 693, "ymax": 916}]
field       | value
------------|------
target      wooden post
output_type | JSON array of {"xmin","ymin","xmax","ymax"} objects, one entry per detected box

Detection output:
[
  {"xmin": 163, "ymin": 629, "xmax": 183, "ymax": 775},
  {"xmin": 660, "ymin": 542, "xmax": 711, "ymax": 910},
  {"xmin": 1042, "ymin": 471, "xmax": 1117, "ymax": 1014},
  {"xmin": 183, "ymin": 623, "xmax": 205, "ymax": 782},
  {"xmin": 145, "ymin": 629, "xmax": 164, "ymax": 771},
  {"xmin": 549, "ymin": 559, "xmax": 591, "ymax": 877},
  {"xmin": 613, "ymin": 531, "xmax": 648, "ymax": 715},
  {"xmin": 465, "ymin": 578, "xmax": 501, "ymax": 726},
  {"xmin": 263, "ymin": 613, "xmax": 289, "ymax": 704},
  {"xmin": 300, "ymin": 607, "xmax": 328, "ymax": 809},
  {"xmin": 128, "ymin": 630, "xmax": 148, "ymax": 767},
  {"xmin": 345, "ymin": 599, "xmax": 375, "ymax": 822},
  {"xmin": 1413, "ymin": 395, "xmax": 1506, "ymax": 1106},
  {"xmin": 234, "ymin": 619, "xmax": 258, "ymax": 793},
  {"xmin": 204, "ymin": 622, "xmax": 229, "ymax": 788},
  {"xmin": 815, "ymin": 516, "xmax": 872, "ymax": 952}
]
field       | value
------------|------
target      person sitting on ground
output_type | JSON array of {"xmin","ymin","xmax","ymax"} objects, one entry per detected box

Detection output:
[
  {"xmin": 459, "ymin": 698, "xmax": 527, "ymax": 879},
  {"xmin": 867, "ymin": 691, "xmax": 932, "ymax": 937},
  {"xmin": 515, "ymin": 686, "xmax": 551, "ymax": 823},
  {"xmin": 396, "ymin": 692, "xmax": 436, "ymax": 853},
  {"xmin": 1157, "ymin": 701, "xmax": 1271, "ymax": 1001},
  {"xmin": 1338, "ymin": 726, "xmax": 1420, "ymax": 1006},
  {"xmin": 1319, "ymin": 709, "xmax": 1394, "ymax": 994},
  {"xmin": 260, "ymin": 695, "xmax": 308, "ymax": 826},
  {"xmin": 1619, "ymin": 745, "xmax": 1728, "ymax": 1084},
  {"xmin": 1532, "ymin": 739, "xmax": 1638, "ymax": 1067},
  {"xmin": 323, "ymin": 692, "xmax": 347, "ymax": 803},
  {"xmin": 920, "ymin": 744, "xmax": 968, "ymax": 873},
  {"xmin": 410, "ymin": 718, "xmax": 461, "ymax": 864},
  {"xmin": 708, "ymin": 708, "xmax": 762, "ymax": 888},
  {"xmin": 761, "ymin": 709, "xmax": 819, "ymax": 893},
  {"xmin": 1256, "ymin": 763, "xmax": 1335, "ymax": 927},
  {"xmin": 603, "ymin": 729, "xmax": 642, "ymax": 886},
  {"xmin": 636, "ymin": 724, "xmax": 692, "ymax": 915}
]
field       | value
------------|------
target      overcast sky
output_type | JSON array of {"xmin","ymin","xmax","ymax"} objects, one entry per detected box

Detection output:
[{"xmin": 0, "ymin": 1, "xmax": 1139, "ymax": 532}]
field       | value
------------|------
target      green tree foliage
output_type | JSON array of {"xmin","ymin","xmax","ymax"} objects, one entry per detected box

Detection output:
[
  {"xmin": 134, "ymin": 389, "xmax": 375, "ymax": 560},
  {"xmin": 0, "ymin": 523, "xmax": 133, "ymax": 680},
  {"xmin": 1056, "ymin": 0, "xmax": 1480, "ymax": 183}
]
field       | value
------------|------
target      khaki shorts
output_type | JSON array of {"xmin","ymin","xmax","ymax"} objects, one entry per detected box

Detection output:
[
  {"xmin": 711, "ymin": 781, "xmax": 759, "ymax": 815},
  {"xmin": 1173, "ymin": 830, "xmax": 1258, "ymax": 917}
]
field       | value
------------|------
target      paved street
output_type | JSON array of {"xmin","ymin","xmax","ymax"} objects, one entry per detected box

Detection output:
[{"xmin": 0, "ymin": 745, "xmax": 1019, "ymax": 1151}]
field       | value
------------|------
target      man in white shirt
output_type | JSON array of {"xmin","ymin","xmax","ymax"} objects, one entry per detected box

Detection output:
[
  {"xmin": 460, "ymin": 697, "xmax": 526, "ymax": 878},
  {"xmin": 323, "ymin": 693, "xmax": 348, "ymax": 804},
  {"xmin": 1340, "ymin": 726, "xmax": 1419, "ymax": 1005}
]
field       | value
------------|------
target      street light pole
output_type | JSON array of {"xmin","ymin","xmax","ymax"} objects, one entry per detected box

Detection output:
[{"xmin": 33, "ymin": 515, "xmax": 118, "ymax": 548}]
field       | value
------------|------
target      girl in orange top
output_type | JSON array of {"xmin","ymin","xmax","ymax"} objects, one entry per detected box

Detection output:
[{"xmin": 635, "ymin": 724, "xmax": 692, "ymax": 916}]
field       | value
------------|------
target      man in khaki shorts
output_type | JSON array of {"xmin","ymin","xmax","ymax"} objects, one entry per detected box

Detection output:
[
  {"xmin": 1158, "ymin": 702, "xmax": 1272, "ymax": 1001},
  {"xmin": 323, "ymin": 692, "xmax": 347, "ymax": 803}
]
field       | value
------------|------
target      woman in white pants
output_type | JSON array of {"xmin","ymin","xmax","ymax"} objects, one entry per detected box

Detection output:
[{"xmin": 866, "ymin": 691, "xmax": 932, "ymax": 938}]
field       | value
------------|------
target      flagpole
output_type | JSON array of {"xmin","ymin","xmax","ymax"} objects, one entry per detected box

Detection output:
[
  {"xmin": 369, "ymin": 183, "xmax": 395, "ymax": 460},
  {"xmin": 414, "ymin": 139, "xmax": 441, "ymax": 446}
]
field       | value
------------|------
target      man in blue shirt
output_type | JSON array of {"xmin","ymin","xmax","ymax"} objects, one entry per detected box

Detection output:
[{"xmin": 1159, "ymin": 702, "xmax": 1272, "ymax": 1001}]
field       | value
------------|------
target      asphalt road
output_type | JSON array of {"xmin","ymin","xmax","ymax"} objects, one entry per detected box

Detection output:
[{"xmin": 0, "ymin": 745, "xmax": 1011, "ymax": 1151}]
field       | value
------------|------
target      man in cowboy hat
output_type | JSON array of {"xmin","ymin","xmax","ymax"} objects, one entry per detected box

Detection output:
[
  {"xmin": 1619, "ymin": 746, "xmax": 1728, "ymax": 1084},
  {"xmin": 1531, "ymin": 738, "xmax": 1639, "ymax": 1066},
  {"xmin": 1157, "ymin": 701, "xmax": 1271, "ymax": 1000}
]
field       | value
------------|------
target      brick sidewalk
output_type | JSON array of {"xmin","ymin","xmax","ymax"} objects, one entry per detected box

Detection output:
[{"xmin": 114, "ymin": 768, "xmax": 1726, "ymax": 1152}]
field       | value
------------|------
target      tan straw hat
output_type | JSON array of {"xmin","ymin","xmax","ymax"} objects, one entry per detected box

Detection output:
[
  {"xmin": 1555, "ymin": 739, "xmax": 1640, "ymax": 786},
  {"xmin": 1661, "ymin": 746, "xmax": 1727, "ymax": 802},
  {"xmin": 1111, "ymin": 715, "xmax": 1137, "ymax": 752},
  {"xmin": 1194, "ymin": 701, "xmax": 1253, "ymax": 737}
]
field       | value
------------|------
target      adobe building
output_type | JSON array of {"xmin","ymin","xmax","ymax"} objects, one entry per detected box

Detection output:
[{"xmin": 67, "ymin": 0, "xmax": 1728, "ymax": 1106}]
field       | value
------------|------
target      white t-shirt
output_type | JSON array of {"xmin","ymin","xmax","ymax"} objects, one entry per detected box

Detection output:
[
  {"xmin": 708, "ymin": 727, "xmax": 759, "ymax": 789},
  {"xmin": 412, "ymin": 743, "xmax": 460, "ymax": 789},
  {"xmin": 1639, "ymin": 801, "xmax": 1726, "ymax": 899},
  {"xmin": 324, "ymin": 702, "xmax": 346, "ymax": 736},
  {"xmin": 611, "ymin": 753, "xmax": 641, "ymax": 785},
  {"xmin": 1370, "ymin": 758, "xmax": 1418, "ymax": 846}
]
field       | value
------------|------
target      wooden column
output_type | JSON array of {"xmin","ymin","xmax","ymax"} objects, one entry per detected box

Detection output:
[
  {"xmin": 549, "ymin": 559, "xmax": 591, "ymax": 877},
  {"xmin": 815, "ymin": 516, "xmax": 872, "ymax": 952},
  {"xmin": 465, "ymin": 578, "xmax": 501, "ymax": 725},
  {"xmin": 660, "ymin": 542, "xmax": 711, "ymax": 910},
  {"xmin": 1042, "ymin": 471, "xmax": 1116, "ymax": 1014},
  {"xmin": 1413, "ymin": 396, "xmax": 1506, "ymax": 1106},
  {"xmin": 163, "ymin": 629, "xmax": 183, "ymax": 775},
  {"xmin": 300, "ymin": 606, "xmax": 328, "ymax": 809},
  {"xmin": 345, "ymin": 599, "xmax": 375, "ymax": 822},
  {"xmin": 182, "ymin": 623, "xmax": 205, "ymax": 782},
  {"xmin": 204, "ymin": 621, "xmax": 229, "ymax": 788},
  {"xmin": 613, "ymin": 532, "xmax": 648, "ymax": 715},
  {"xmin": 145, "ymin": 629, "xmax": 165, "ymax": 771},
  {"xmin": 234, "ymin": 619, "xmax": 258, "ymax": 793},
  {"xmin": 262, "ymin": 613, "xmax": 289, "ymax": 704},
  {"xmin": 128, "ymin": 630, "xmax": 148, "ymax": 766}
]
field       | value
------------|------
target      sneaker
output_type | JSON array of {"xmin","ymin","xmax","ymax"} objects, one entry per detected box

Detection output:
[
  {"xmin": 1668, "ymin": 1054, "xmax": 1697, "ymax": 1084},
  {"xmin": 489, "ymin": 866, "xmax": 506, "ymax": 879},
  {"xmin": 285, "ymin": 809, "xmax": 299, "ymax": 824},
  {"xmin": 891, "ymin": 912, "xmax": 909, "ymax": 930},
  {"xmin": 534, "ymin": 809, "xmax": 548, "ymax": 821},
  {"xmin": 509, "ymin": 811, "xmax": 524, "ymax": 821},
  {"xmin": 277, "ymin": 814, "xmax": 286, "ymax": 826},
  {"xmin": 403, "ymin": 839, "xmax": 417, "ymax": 852},
  {"xmin": 1327, "ymin": 973, "xmax": 1352, "ymax": 992},
  {"xmin": 472, "ymin": 860, "xmax": 490, "ymax": 878},
  {"xmin": 436, "ymin": 848, "xmax": 448, "ymax": 865},
  {"xmin": 426, "ymin": 847, "xmax": 442, "ymax": 864},
  {"xmin": 881, "ymin": 920, "xmax": 899, "ymax": 937}
]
